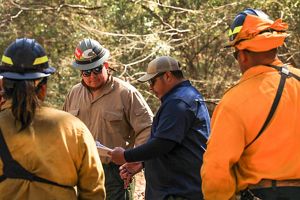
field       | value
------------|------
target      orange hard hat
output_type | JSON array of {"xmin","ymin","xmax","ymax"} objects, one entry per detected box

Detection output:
[{"xmin": 227, "ymin": 8, "xmax": 288, "ymax": 52}]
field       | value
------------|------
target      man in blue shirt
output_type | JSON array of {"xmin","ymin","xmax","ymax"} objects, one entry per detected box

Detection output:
[{"xmin": 110, "ymin": 56, "xmax": 210, "ymax": 200}]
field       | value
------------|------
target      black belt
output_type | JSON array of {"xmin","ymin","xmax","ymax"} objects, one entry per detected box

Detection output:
[{"xmin": 249, "ymin": 179, "xmax": 300, "ymax": 189}]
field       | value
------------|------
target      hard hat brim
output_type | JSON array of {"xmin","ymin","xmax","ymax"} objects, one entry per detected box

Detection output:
[
  {"xmin": 72, "ymin": 49, "xmax": 110, "ymax": 70},
  {"xmin": 0, "ymin": 66, "xmax": 56, "ymax": 80}
]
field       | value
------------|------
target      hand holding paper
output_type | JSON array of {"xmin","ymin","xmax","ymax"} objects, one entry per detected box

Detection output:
[
  {"xmin": 96, "ymin": 141, "xmax": 112, "ymax": 157},
  {"xmin": 110, "ymin": 147, "xmax": 126, "ymax": 165}
]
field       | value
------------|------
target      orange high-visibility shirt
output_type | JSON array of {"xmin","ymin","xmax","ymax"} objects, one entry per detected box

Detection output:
[{"xmin": 201, "ymin": 60, "xmax": 300, "ymax": 200}]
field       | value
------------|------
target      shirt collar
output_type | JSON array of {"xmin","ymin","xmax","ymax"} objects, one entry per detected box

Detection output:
[
  {"xmin": 239, "ymin": 59, "xmax": 284, "ymax": 83},
  {"xmin": 97, "ymin": 75, "xmax": 114, "ymax": 94},
  {"xmin": 161, "ymin": 80, "xmax": 191, "ymax": 102}
]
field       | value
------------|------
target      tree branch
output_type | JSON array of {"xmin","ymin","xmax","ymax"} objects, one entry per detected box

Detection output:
[{"xmin": 10, "ymin": 1, "xmax": 103, "ymax": 11}]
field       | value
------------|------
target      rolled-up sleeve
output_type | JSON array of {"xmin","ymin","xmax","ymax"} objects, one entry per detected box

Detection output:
[{"xmin": 125, "ymin": 89, "xmax": 153, "ymax": 146}]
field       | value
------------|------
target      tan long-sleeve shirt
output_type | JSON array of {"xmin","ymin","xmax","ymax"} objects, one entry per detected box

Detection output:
[{"xmin": 63, "ymin": 76, "xmax": 153, "ymax": 163}]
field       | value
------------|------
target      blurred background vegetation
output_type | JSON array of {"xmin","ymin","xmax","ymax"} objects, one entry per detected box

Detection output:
[{"xmin": 1, "ymin": 0, "xmax": 299, "ymax": 115}]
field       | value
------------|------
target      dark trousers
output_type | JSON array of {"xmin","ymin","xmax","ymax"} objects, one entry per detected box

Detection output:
[
  {"xmin": 103, "ymin": 162, "xmax": 134, "ymax": 200},
  {"xmin": 241, "ymin": 187, "xmax": 300, "ymax": 200},
  {"xmin": 164, "ymin": 195, "xmax": 187, "ymax": 200}
]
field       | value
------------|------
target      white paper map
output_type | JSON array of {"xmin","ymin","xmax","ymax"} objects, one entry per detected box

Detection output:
[{"xmin": 96, "ymin": 141, "xmax": 112, "ymax": 157}]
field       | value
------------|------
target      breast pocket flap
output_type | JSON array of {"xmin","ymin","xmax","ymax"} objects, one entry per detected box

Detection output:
[{"xmin": 103, "ymin": 111, "xmax": 123, "ymax": 121}]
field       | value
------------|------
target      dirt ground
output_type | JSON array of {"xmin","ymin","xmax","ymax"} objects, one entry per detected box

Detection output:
[{"xmin": 133, "ymin": 172, "xmax": 146, "ymax": 200}]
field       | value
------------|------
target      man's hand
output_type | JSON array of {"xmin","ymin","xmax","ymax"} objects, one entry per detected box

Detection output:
[
  {"xmin": 119, "ymin": 162, "xmax": 143, "ymax": 189},
  {"xmin": 109, "ymin": 147, "xmax": 126, "ymax": 165}
]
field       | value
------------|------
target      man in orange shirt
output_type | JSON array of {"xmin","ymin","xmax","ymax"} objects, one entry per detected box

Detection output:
[{"xmin": 201, "ymin": 8, "xmax": 300, "ymax": 200}]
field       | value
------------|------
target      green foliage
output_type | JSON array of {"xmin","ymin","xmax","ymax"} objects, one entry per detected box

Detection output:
[{"xmin": 0, "ymin": 0, "xmax": 299, "ymax": 114}]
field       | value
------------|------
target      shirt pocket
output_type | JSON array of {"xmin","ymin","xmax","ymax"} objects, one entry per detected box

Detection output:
[
  {"xmin": 69, "ymin": 109, "xmax": 79, "ymax": 117},
  {"xmin": 103, "ymin": 111, "xmax": 123, "ymax": 121},
  {"xmin": 103, "ymin": 111, "xmax": 129, "ymax": 140}
]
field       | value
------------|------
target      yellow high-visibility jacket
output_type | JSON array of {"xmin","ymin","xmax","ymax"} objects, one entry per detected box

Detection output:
[{"xmin": 0, "ymin": 101, "xmax": 106, "ymax": 200}]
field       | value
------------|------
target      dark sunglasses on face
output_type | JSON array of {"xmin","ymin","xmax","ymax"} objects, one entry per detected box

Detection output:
[
  {"xmin": 148, "ymin": 72, "xmax": 165, "ymax": 86},
  {"xmin": 81, "ymin": 66, "xmax": 103, "ymax": 77}
]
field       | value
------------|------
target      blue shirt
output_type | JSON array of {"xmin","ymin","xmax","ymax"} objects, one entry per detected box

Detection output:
[{"xmin": 144, "ymin": 80, "xmax": 210, "ymax": 200}]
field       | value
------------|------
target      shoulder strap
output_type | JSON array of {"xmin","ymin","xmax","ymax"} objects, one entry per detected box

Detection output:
[
  {"xmin": 0, "ymin": 128, "xmax": 14, "ymax": 163},
  {"xmin": 0, "ymin": 129, "xmax": 73, "ymax": 189},
  {"xmin": 245, "ymin": 66, "xmax": 289, "ymax": 149},
  {"xmin": 0, "ymin": 129, "xmax": 7, "ymax": 183},
  {"xmin": 0, "ymin": 128, "xmax": 13, "ymax": 182},
  {"xmin": 268, "ymin": 64, "xmax": 300, "ymax": 81}
]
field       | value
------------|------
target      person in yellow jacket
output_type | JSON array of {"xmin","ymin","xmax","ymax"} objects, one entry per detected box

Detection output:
[
  {"xmin": 0, "ymin": 38, "xmax": 106, "ymax": 200},
  {"xmin": 201, "ymin": 8, "xmax": 300, "ymax": 200}
]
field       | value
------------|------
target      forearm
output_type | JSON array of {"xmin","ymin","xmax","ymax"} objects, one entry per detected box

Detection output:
[{"xmin": 124, "ymin": 138, "xmax": 176, "ymax": 162}]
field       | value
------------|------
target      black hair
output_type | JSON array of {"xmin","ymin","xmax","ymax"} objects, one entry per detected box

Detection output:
[
  {"xmin": 170, "ymin": 70, "xmax": 184, "ymax": 79},
  {"xmin": 3, "ymin": 77, "xmax": 47, "ymax": 131}
]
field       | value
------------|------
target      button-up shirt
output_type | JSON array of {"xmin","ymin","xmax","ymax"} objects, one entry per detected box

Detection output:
[
  {"xmin": 201, "ymin": 60, "xmax": 300, "ymax": 200},
  {"xmin": 63, "ymin": 76, "xmax": 153, "ymax": 163}
]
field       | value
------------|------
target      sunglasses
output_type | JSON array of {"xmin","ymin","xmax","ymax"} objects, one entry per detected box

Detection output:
[
  {"xmin": 148, "ymin": 72, "xmax": 165, "ymax": 86},
  {"xmin": 81, "ymin": 66, "xmax": 103, "ymax": 77}
]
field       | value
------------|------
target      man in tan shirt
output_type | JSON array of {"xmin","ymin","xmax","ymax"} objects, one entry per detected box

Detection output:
[{"xmin": 63, "ymin": 38, "xmax": 153, "ymax": 200}]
